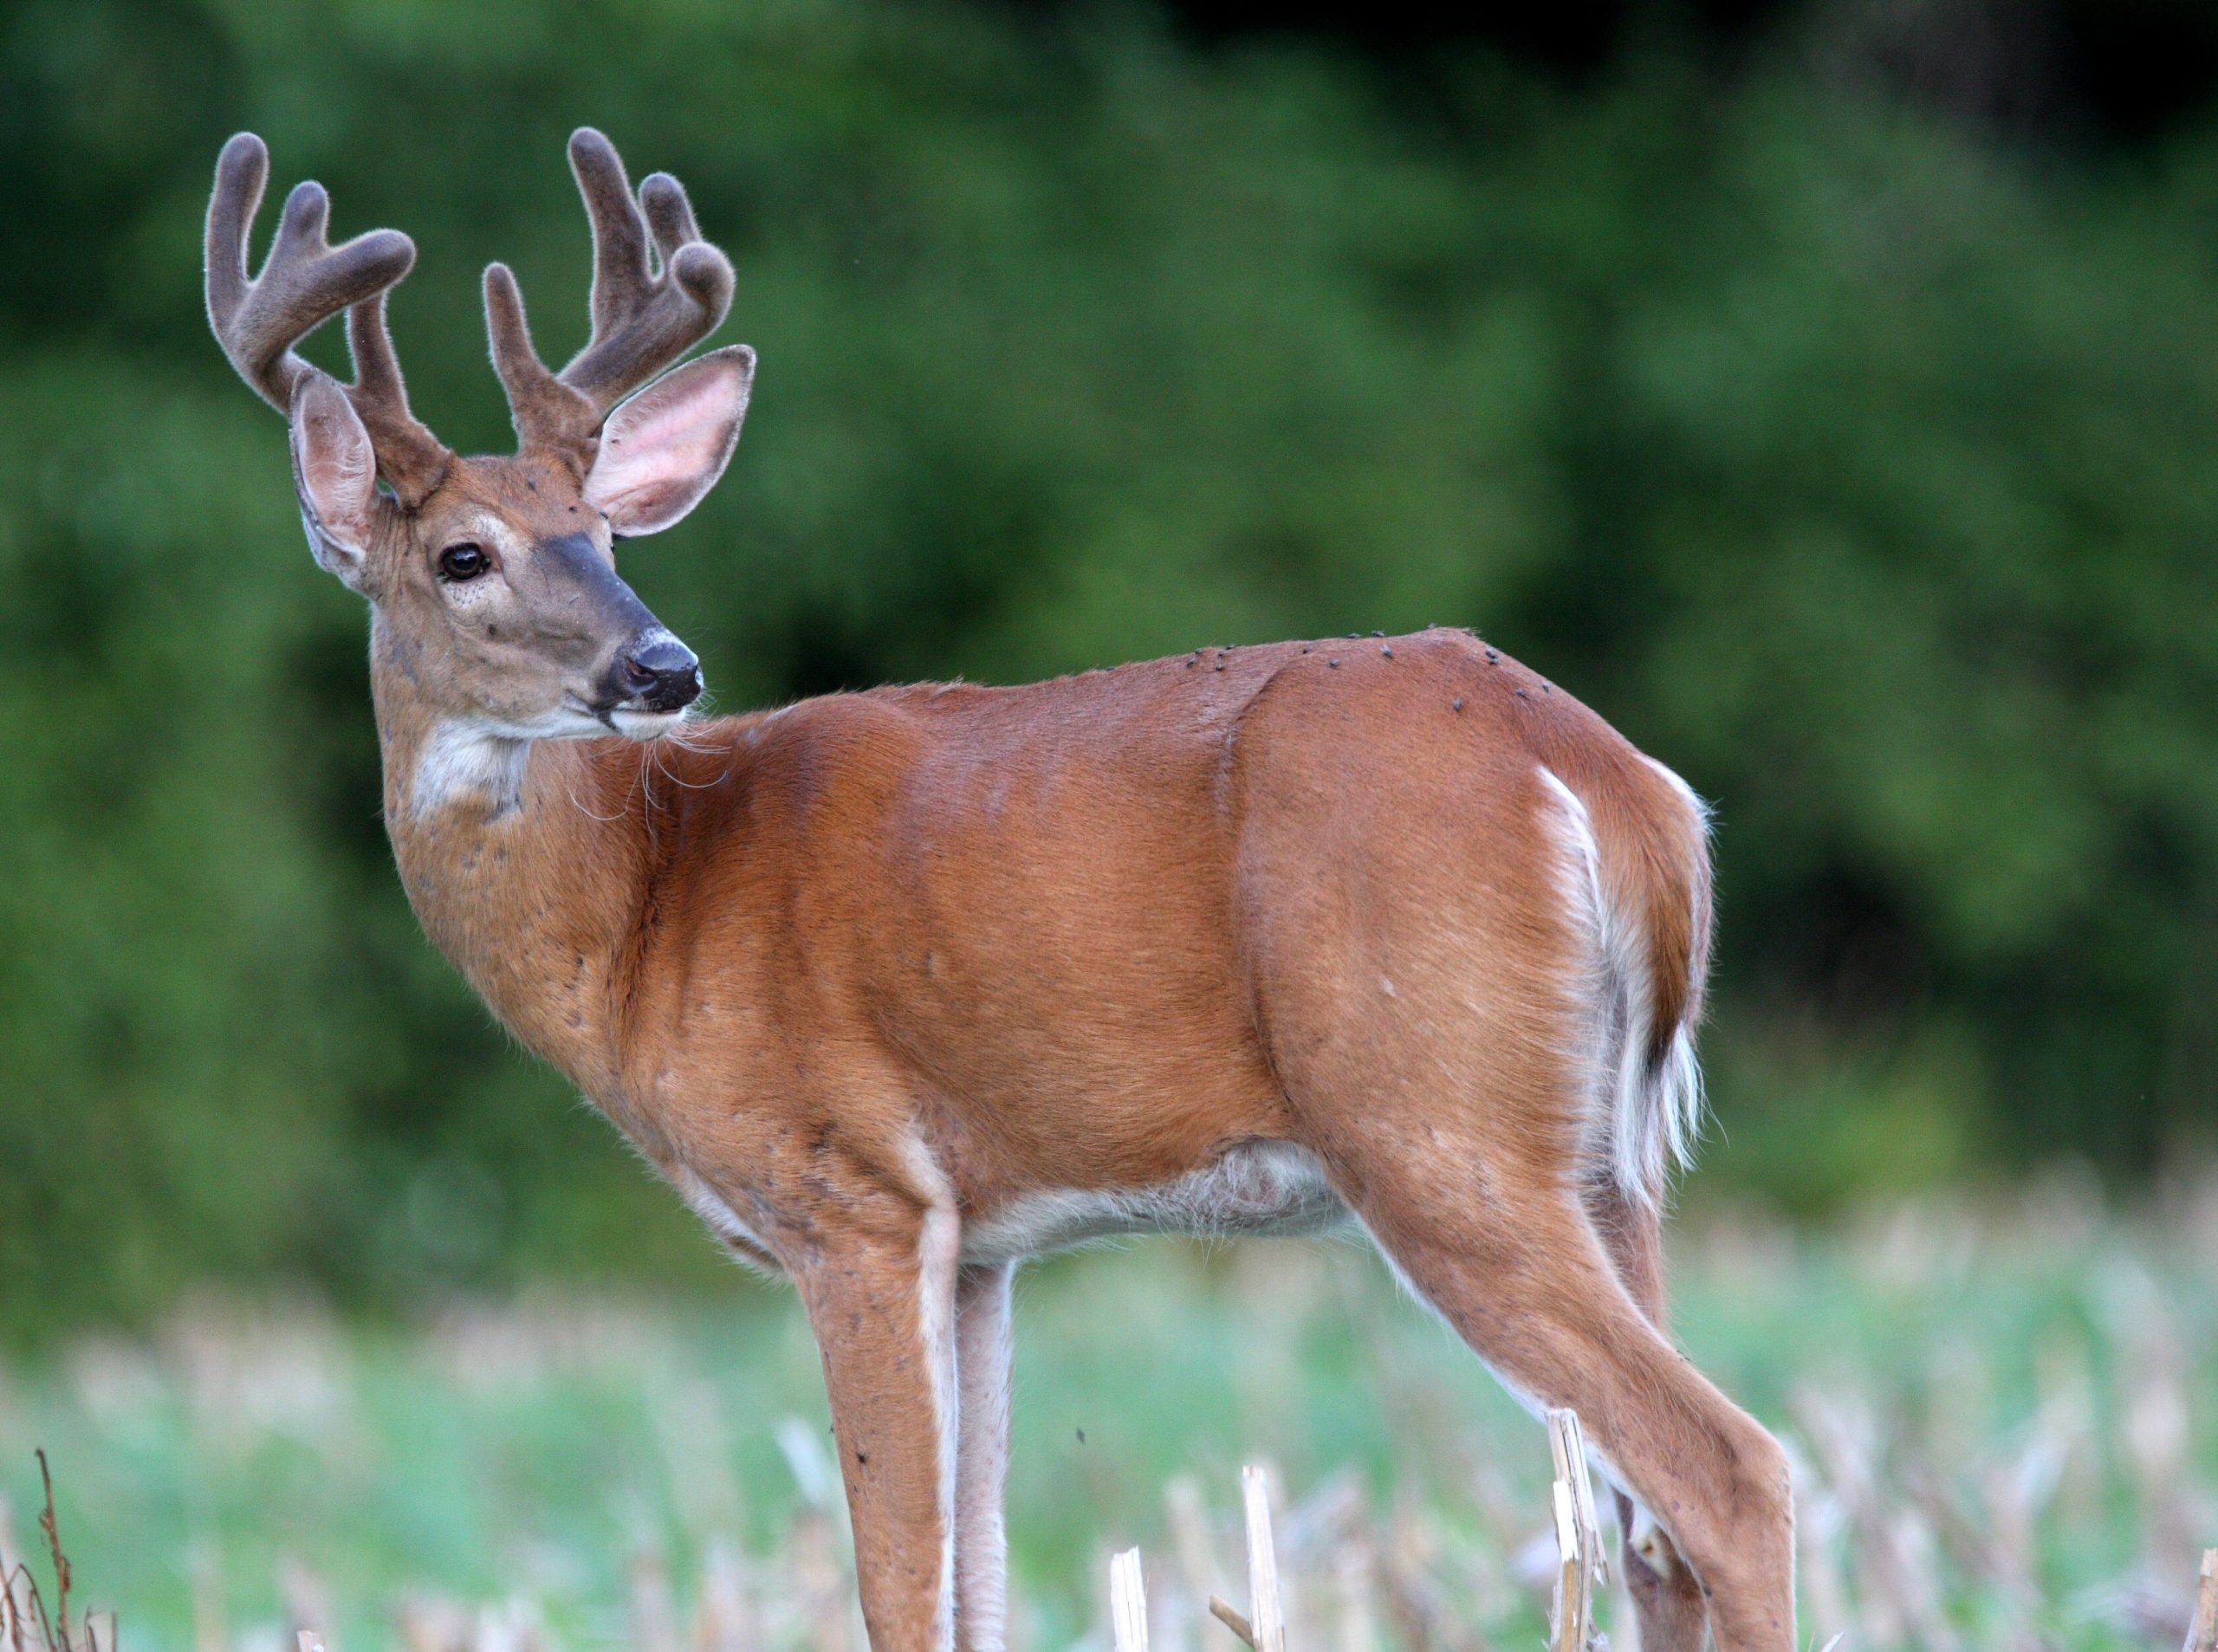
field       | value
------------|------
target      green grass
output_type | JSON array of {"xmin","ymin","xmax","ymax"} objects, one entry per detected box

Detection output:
[{"xmin": 3, "ymin": 1181, "xmax": 2214, "ymax": 1652}]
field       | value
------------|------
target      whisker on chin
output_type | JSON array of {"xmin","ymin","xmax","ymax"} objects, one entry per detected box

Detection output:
[
  {"xmin": 565, "ymin": 774, "xmax": 629, "ymax": 823},
  {"xmin": 658, "ymin": 706, "xmax": 743, "ymax": 789},
  {"xmin": 658, "ymin": 720, "xmax": 718, "ymax": 755},
  {"xmin": 566, "ymin": 722, "xmax": 645, "ymax": 823},
  {"xmin": 652, "ymin": 740, "xmax": 721, "ymax": 790}
]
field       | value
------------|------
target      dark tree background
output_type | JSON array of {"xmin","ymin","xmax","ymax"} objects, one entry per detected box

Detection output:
[{"xmin": 3, "ymin": 0, "xmax": 2216, "ymax": 1339}]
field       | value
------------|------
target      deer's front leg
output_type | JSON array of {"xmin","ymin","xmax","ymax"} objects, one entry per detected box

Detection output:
[
  {"xmin": 796, "ymin": 1202, "xmax": 962, "ymax": 1652},
  {"xmin": 954, "ymin": 1262, "xmax": 1015, "ymax": 1652}
]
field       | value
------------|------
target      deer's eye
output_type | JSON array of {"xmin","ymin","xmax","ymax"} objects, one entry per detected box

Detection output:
[{"xmin": 438, "ymin": 542, "xmax": 490, "ymax": 581}]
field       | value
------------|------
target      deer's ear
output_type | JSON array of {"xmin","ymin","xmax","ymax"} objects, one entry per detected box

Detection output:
[
  {"xmin": 585, "ymin": 345, "xmax": 753, "ymax": 537},
  {"xmin": 289, "ymin": 372, "xmax": 381, "ymax": 588}
]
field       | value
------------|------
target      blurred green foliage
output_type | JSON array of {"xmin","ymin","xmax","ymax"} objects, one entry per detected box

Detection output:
[{"xmin": 4, "ymin": 0, "xmax": 2217, "ymax": 1337}]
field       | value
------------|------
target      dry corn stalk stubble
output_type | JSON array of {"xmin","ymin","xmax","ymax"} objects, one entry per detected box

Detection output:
[
  {"xmin": 2, "ymin": 1454, "xmax": 115, "ymax": 1652},
  {"xmin": 8, "ymin": 1186, "xmax": 2218, "ymax": 1652},
  {"xmin": 2186, "ymin": 1549, "xmax": 2218, "ymax": 1652},
  {"xmin": 1544, "ymin": 1410, "xmax": 1606, "ymax": 1652},
  {"xmin": 3, "ymin": 1445, "xmax": 2213, "ymax": 1652},
  {"xmin": 1173, "ymin": 1428, "xmax": 1611, "ymax": 1652}
]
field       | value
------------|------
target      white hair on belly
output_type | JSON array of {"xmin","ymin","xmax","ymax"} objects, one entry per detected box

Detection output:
[{"xmin": 959, "ymin": 1139, "xmax": 1350, "ymax": 1267}]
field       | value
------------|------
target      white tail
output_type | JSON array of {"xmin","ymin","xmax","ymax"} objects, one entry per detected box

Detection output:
[{"xmin": 1538, "ymin": 762, "xmax": 1713, "ymax": 1202}]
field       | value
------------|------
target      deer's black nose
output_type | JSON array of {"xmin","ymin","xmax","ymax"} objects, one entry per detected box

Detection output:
[{"xmin": 614, "ymin": 635, "xmax": 702, "ymax": 712}]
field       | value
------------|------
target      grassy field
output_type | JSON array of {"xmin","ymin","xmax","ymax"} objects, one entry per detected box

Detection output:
[{"xmin": 3, "ymin": 1177, "xmax": 2213, "ymax": 1652}]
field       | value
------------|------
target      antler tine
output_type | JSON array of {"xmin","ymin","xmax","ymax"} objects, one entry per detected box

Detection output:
[
  {"xmin": 562, "ymin": 127, "xmax": 735, "ymax": 408},
  {"xmin": 205, "ymin": 133, "xmax": 451, "ymax": 502},
  {"xmin": 483, "ymin": 261, "xmax": 603, "ymax": 459}
]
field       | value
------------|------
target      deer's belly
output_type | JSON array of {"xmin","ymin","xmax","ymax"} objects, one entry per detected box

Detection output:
[{"xmin": 957, "ymin": 1140, "xmax": 1350, "ymax": 1266}]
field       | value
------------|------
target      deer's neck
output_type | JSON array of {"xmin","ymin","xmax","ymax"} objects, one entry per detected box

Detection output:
[{"xmin": 369, "ymin": 619, "xmax": 658, "ymax": 1109}]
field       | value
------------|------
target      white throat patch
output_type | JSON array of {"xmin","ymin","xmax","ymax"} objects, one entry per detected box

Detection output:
[{"xmin": 413, "ymin": 720, "xmax": 529, "ymax": 818}]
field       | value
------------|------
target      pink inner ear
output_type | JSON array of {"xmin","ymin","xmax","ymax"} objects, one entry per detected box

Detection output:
[
  {"xmin": 611, "ymin": 373, "xmax": 727, "ymax": 464},
  {"xmin": 586, "ymin": 352, "xmax": 748, "ymax": 534},
  {"xmin": 295, "ymin": 385, "xmax": 379, "ymax": 551}
]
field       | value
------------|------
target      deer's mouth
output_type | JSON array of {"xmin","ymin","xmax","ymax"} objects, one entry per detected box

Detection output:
[
  {"xmin": 607, "ymin": 704, "xmax": 694, "ymax": 742},
  {"xmin": 564, "ymin": 691, "xmax": 693, "ymax": 740},
  {"xmin": 567, "ymin": 686, "xmax": 700, "ymax": 742}
]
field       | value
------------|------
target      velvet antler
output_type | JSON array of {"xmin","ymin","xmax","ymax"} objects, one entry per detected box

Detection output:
[
  {"xmin": 483, "ymin": 128, "xmax": 736, "ymax": 469},
  {"xmin": 205, "ymin": 133, "xmax": 451, "ymax": 502}
]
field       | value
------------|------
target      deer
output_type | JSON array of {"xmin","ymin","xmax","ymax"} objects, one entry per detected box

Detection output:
[{"xmin": 205, "ymin": 129, "xmax": 1794, "ymax": 1652}]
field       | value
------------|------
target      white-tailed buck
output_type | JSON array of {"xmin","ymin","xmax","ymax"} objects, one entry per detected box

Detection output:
[{"xmin": 207, "ymin": 130, "xmax": 1793, "ymax": 1652}]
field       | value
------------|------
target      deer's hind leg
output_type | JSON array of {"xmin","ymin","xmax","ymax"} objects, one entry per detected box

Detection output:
[
  {"xmin": 1334, "ymin": 1115, "xmax": 1793, "ymax": 1650},
  {"xmin": 1261, "ymin": 979, "xmax": 1793, "ymax": 1648},
  {"xmin": 1585, "ymin": 1182, "xmax": 1713, "ymax": 1652}
]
